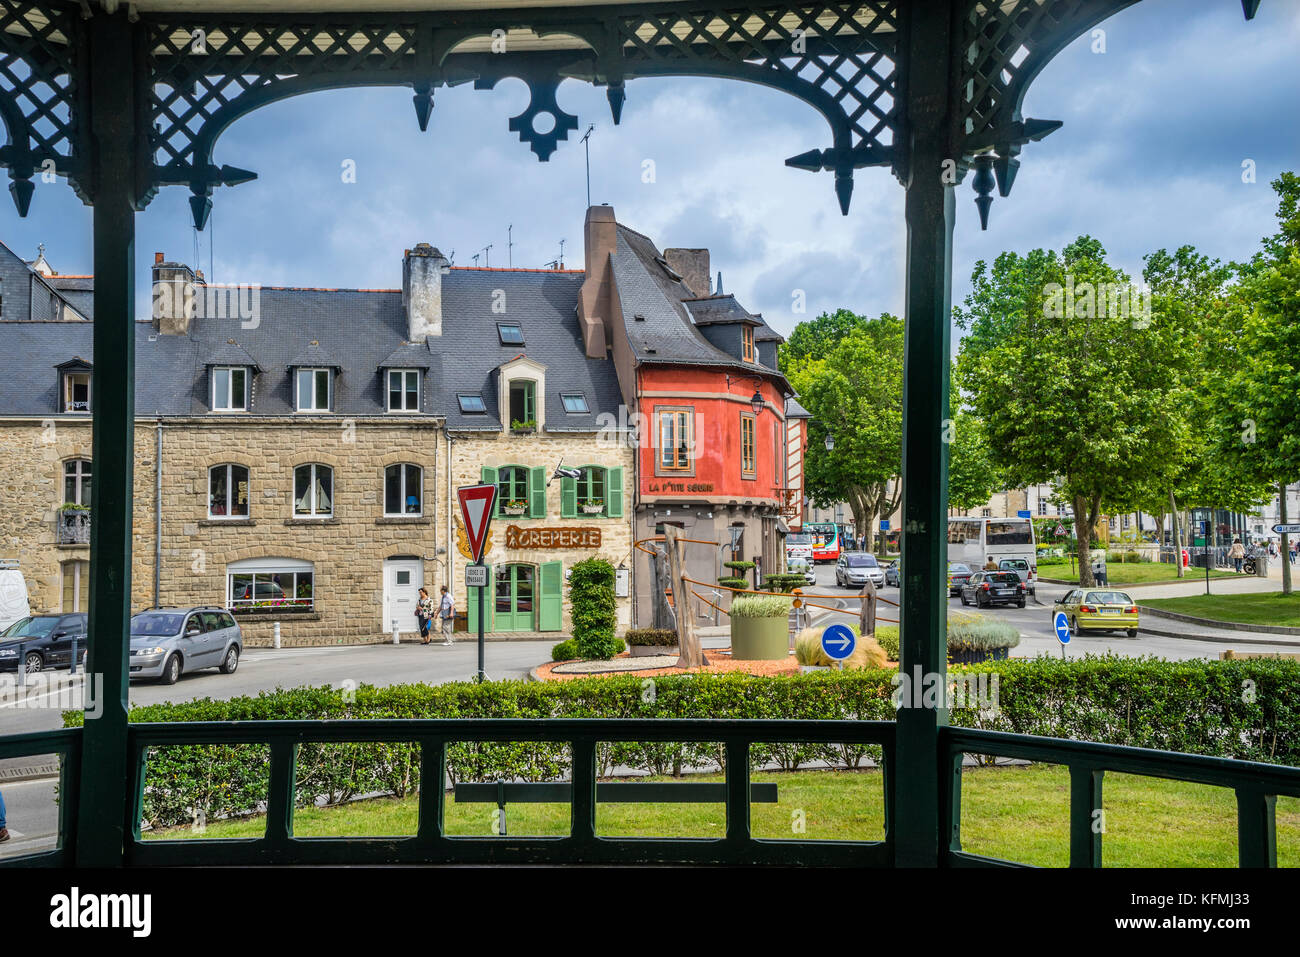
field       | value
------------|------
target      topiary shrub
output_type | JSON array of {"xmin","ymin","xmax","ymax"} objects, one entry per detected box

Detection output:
[
  {"xmin": 624, "ymin": 628, "xmax": 679, "ymax": 647},
  {"xmin": 724, "ymin": 560, "xmax": 756, "ymax": 573},
  {"xmin": 717, "ymin": 576, "xmax": 748, "ymax": 590},
  {"xmin": 763, "ymin": 574, "xmax": 805, "ymax": 593},
  {"xmin": 569, "ymin": 557, "xmax": 619, "ymax": 660},
  {"xmin": 551, "ymin": 639, "xmax": 580, "ymax": 661}
]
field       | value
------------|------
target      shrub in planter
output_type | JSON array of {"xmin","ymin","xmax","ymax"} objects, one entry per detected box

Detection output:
[
  {"xmin": 947, "ymin": 617, "xmax": 1020, "ymax": 664},
  {"xmin": 551, "ymin": 639, "xmax": 580, "ymax": 661},
  {"xmin": 624, "ymin": 628, "xmax": 678, "ymax": 657},
  {"xmin": 717, "ymin": 577, "xmax": 748, "ymax": 590},
  {"xmin": 570, "ymin": 557, "xmax": 619, "ymax": 660},
  {"xmin": 730, "ymin": 595, "xmax": 793, "ymax": 660}
]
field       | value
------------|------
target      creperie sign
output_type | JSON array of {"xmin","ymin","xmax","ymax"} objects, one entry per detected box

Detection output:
[{"xmin": 505, "ymin": 525, "xmax": 602, "ymax": 550}]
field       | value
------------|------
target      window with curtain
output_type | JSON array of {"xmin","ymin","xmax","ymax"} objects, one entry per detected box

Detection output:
[{"xmin": 209, "ymin": 464, "xmax": 250, "ymax": 518}]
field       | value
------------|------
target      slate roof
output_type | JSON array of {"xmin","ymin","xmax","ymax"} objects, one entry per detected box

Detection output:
[
  {"xmin": 785, "ymin": 396, "xmax": 812, "ymax": 418},
  {"xmin": 682, "ymin": 293, "xmax": 762, "ymax": 327}
]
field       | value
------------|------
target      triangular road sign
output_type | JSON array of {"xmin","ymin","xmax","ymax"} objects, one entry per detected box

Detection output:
[{"xmin": 458, "ymin": 484, "xmax": 497, "ymax": 564}]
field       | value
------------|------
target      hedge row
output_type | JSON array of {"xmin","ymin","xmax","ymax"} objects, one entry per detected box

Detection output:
[{"xmin": 63, "ymin": 655, "xmax": 1300, "ymax": 828}]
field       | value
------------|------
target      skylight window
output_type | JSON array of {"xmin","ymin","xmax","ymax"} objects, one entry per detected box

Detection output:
[
  {"xmin": 561, "ymin": 393, "xmax": 589, "ymax": 413},
  {"xmin": 497, "ymin": 322, "xmax": 524, "ymax": 346},
  {"xmin": 457, "ymin": 393, "xmax": 486, "ymax": 413}
]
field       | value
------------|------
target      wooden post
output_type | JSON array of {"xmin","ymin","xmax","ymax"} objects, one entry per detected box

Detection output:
[
  {"xmin": 665, "ymin": 526, "xmax": 706, "ymax": 668},
  {"xmin": 859, "ymin": 578, "xmax": 878, "ymax": 640}
]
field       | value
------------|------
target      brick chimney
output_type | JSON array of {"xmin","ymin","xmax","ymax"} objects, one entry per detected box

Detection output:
[
  {"xmin": 577, "ymin": 205, "xmax": 618, "ymax": 358},
  {"xmin": 151, "ymin": 251, "xmax": 200, "ymax": 335},
  {"xmin": 403, "ymin": 243, "xmax": 450, "ymax": 342},
  {"xmin": 664, "ymin": 248, "xmax": 711, "ymax": 298}
]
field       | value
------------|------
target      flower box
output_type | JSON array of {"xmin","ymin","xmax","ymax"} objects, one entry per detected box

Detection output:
[
  {"xmin": 503, "ymin": 505, "xmax": 527, "ymax": 516},
  {"xmin": 580, "ymin": 503, "xmax": 605, "ymax": 515}
]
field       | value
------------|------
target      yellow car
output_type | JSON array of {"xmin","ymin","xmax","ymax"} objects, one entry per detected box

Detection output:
[{"xmin": 1053, "ymin": 588, "xmax": 1139, "ymax": 638}]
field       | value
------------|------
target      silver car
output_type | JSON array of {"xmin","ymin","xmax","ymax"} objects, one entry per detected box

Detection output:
[
  {"xmin": 835, "ymin": 553, "xmax": 885, "ymax": 589},
  {"xmin": 129, "ymin": 608, "xmax": 243, "ymax": 685},
  {"xmin": 788, "ymin": 557, "xmax": 818, "ymax": 586}
]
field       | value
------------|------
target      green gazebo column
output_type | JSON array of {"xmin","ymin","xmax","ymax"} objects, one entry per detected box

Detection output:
[
  {"xmin": 893, "ymin": 0, "xmax": 956, "ymax": 868},
  {"xmin": 76, "ymin": 10, "xmax": 140, "ymax": 867}
]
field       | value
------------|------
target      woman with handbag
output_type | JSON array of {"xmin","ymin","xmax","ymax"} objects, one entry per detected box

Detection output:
[{"xmin": 416, "ymin": 587, "xmax": 434, "ymax": 644}]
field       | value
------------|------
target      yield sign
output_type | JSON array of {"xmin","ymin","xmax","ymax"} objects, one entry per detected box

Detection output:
[{"xmin": 457, "ymin": 484, "xmax": 497, "ymax": 564}]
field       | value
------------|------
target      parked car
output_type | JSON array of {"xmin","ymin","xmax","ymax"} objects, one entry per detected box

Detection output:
[
  {"xmin": 884, "ymin": 559, "xmax": 901, "ymax": 587},
  {"xmin": 947, "ymin": 562, "xmax": 974, "ymax": 596},
  {"xmin": 129, "ymin": 607, "xmax": 243, "ymax": 684},
  {"xmin": 1052, "ymin": 588, "xmax": 1139, "ymax": 638},
  {"xmin": 0, "ymin": 613, "xmax": 88, "ymax": 673},
  {"xmin": 788, "ymin": 557, "xmax": 818, "ymax": 586},
  {"xmin": 835, "ymin": 552, "xmax": 885, "ymax": 589},
  {"xmin": 959, "ymin": 571, "xmax": 1027, "ymax": 608},
  {"xmin": 997, "ymin": 557, "xmax": 1036, "ymax": 595}
]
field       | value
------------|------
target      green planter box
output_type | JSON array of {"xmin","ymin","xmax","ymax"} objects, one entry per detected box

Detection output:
[{"xmin": 730, "ymin": 616, "xmax": 789, "ymax": 661}]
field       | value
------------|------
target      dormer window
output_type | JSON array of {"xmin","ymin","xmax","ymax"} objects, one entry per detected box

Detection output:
[
  {"xmin": 56, "ymin": 360, "xmax": 93, "ymax": 413},
  {"xmin": 742, "ymin": 325, "xmax": 755, "ymax": 362},
  {"xmin": 387, "ymin": 369, "xmax": 420, "ymax": 412},
  {"xmin": 296, "ymin": 368, "xmax": 332, "ymax": 412},
  {"xmin": 212, "ymin": 366, "xmax": 248, "ymax": 411}
]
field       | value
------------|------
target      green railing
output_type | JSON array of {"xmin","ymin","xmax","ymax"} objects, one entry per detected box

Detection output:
[
  {"xmin": 6, "ymin": 720, "xmax": 1300, "ymax": 867},
  {"xmin": 0, "ymin": 728, "xmax": 83, "ymax": 868},
  {"xmin": 942, "ymin": 727, "xmax": 1300, "ymax": 868},
  {"xmin": 119, "ymin": 718, "xmax": 895, "ymax": 866}
]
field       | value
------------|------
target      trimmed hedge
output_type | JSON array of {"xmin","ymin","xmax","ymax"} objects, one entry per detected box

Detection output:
[
  {"xmin": 624, "ymin": 628, "xmax": 679, "ymax": 647},
  {"xmin": 570, "ymin": 557, "xmax": 618, "ymax": 660},
  {"xmin": 64, "ymin": 656, "xmax": 1300, "ymax": 828}
]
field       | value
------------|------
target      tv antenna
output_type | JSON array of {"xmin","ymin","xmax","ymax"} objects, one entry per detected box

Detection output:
[
  {"xmin": 579, "ymin": 124, "xmax": 595, "ymax": 207},
  {"xmin": 507, "ymin": 225, "xmax": 513, "ymax": 268},
  {"xmin": 471, "ymin": 252, "xmax": 480, "ymax": 267}
]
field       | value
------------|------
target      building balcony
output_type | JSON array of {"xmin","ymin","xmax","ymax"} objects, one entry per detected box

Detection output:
[{"xmin": 57, "ymin": 508, "xmax": 91, "ymax": 545}]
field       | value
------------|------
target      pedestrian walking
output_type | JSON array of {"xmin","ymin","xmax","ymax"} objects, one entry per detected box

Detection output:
[
  {"xmin": 0, "ymin": 788, "xmax": 9, "ymax": 843},
  {"xmin": 983, "ymin": 555, "xmax": 999, "ymax": 571},
  {"xmin": 1290, "ymin": 540, "xmax": 1298, "ymax": 564},
  {"xmin": 438, "ymin": 585, "xmax": 455, "ymax": 646},
  {"xmin": 1229, "ymin": 538, "xmax": 1245, "ymax": 574},
  {"xmin": 1091, "ymin": 555, "xmax": 1108, "ymax": 586},
  {"xmin": 416, "ymin": 587, "xmax": 434, "ymax": 645}
]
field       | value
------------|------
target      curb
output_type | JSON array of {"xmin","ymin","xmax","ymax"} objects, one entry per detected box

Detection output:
[
  {"xmin": 1136, "ymin": 605, "xmax": 1300, "ymax": 636},
  {"xmin": 1137, "ymin": 626, "xmax": 1300, "ymax": 648},
  {"xmin": 0, "ymin": 762, "xmax": 60, "ymax": 783}
]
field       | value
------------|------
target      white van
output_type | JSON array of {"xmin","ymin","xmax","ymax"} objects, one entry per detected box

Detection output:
[
  {"xmin": 785, "ymin": 533, "xmax": 813, "ymax": 563},
  {"xmin": 0, "ymin": 560, "xmax": 32, "ymax": 631}
]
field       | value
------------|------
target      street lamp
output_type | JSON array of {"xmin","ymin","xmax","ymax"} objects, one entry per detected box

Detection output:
[
  {"xmin": 824, "ymin": 432, "xmax": 835, "ymax": 452},
  {"xmin": 750, "ymin": 390, "xmax": 764, "ymax": 415}
]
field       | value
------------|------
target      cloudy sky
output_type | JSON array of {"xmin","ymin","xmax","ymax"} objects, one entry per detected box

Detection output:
[{"xmin": 4, "ymin": 0, "xmax": 1297, "ymax": 340}]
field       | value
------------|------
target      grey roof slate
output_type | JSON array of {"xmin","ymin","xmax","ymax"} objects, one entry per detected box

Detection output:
[
  {"xmin": 785, "ymin": 396, "xmax": 812, "ymax": 418},
  {"xmin": 287, "ymin": 341, "xmax": 344, "ymax": 371},
  {"xmin": 204, "ymin": 338, "xmax": 263, "ymax": 371}
]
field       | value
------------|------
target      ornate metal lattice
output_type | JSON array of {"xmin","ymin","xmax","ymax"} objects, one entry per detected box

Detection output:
[
  {"xmin": 0, "ymin": 0, "xmax": 82, "ymax": 211},
  {"xmin": 0, "ymin": 0, "xmax": 1265, "ymax": 224}
]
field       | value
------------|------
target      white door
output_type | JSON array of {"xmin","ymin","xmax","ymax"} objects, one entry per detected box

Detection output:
[{"xmin": 383, "ymin": 558, "xmax": 423, "ymax": 634}]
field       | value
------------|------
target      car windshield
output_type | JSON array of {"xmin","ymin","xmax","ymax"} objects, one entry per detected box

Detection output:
[
  {"xmin": 988, "ymin": 573, "xmax": 1020, "ymax": 583},
  {"xmin": 2, "ymin": 616, "xmax": 58, "ymax": 638},
  {"xmin": 999, "ymin": 560, "xmax": 1028, "ymax": 570},
  {"xmin": 949, "ymin": 564, "xmax": 971, "ymax": 574},
  {"xmin": 1086, "ymin": 591, "xmax": 1131, "ymax": 605},
  {"xmin": 846, "ymin": 555, "xmax": 876, "ymax": 567},
  {"xmin": 131, "ymin": 613, "xmax": 185, "ymax": 636},
  {"xmin": 786, "ymin": 534, "xmax": 811, "ymax": 545}
]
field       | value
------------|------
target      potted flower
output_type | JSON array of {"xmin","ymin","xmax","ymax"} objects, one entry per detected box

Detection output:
[
  {"xmin": 580, "ymin": 499, "xmax": 605, "ymax": 515},
  {"xmin": 502, "ymin": 499, "xmax": 527, "ymax": 516},
  {"xmin": 511, "ymin": 418, "xmax": 537, "ymax": 434},
  {"xmin": 624, "ymin": 628, "xmax": 679, "ymax": 657},
  {"xmin": 946, "ymin": 615, "xmax": 1021, "ymax": 664},
  {"xmin": 729, "ymin": 595, "xmax": 793, "ymax": 661}
]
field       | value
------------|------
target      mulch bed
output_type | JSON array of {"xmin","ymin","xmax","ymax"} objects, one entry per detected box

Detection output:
[{"xmin": 535, "ymin": 649, "xmax": 800, "ymax": 681}]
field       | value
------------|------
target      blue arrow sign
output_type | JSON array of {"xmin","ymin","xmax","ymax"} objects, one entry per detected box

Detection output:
[
  {"xmin": 1053, "ymin": 610, "xmax": 1071, "ymax": 645},
  {"xmin": 820, "ymin": 623, "xmax": 857, "ymax": 661},
  {"xmin": 879, "ymin": 519, "xmax": 890, "ymax": 531}
]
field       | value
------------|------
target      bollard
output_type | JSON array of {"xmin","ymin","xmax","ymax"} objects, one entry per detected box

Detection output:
[
  {"xmin": 273, "ymin": 621, "xmax": 281, "ymax": 649},
  {"xmin": 392, "ymin": 619, "xmax": 400, "ymax": 645},
  {"xmin": 70, "ymin": 635, "xmax": 79, "ymax": 675},
  {"xmin": 17, "ymin": 640, "xmax": 25, "ymax": 688}
]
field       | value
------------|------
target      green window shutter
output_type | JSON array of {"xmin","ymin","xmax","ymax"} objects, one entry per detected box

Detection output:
[
  {"xmin": 538, "ymin": 561, "xmax": 563, "ymax": 632},
  {"xmin": 561, "ymin": 476, "xmax": 577, "ymax": 518},
  {"xmin": 608, "ymin": 467, "xmax": 624, "ymax": 518},
  {"xmin": 467, "ymin": 564, "xmax": 492, "ymax": 633},
  {"xmin": 529, "ymin": 465, "xmax": 546, "ymax": 518},
  {"xmin": 481, "ymin": 466, "xmax": 499, "ymax": 515},
  {"xmin": 526, "ymin": 383, "xmax": 536, "ymax": 423}
]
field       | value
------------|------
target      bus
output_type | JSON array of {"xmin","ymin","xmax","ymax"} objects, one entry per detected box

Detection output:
[
  {"xmin": 805, "ymin": 522, "xmax": 843, "ymax": 563},
  {"xmin": 947, "ymin": 517, "xmax": 1038, "ymax": 586}
]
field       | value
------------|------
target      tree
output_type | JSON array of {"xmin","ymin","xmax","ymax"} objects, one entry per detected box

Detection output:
[
  {"xmin": 947, "ymin": 407, "xmax": 1003, "ymax": 513},
  {"xmin": 778, "ymin": 307, "xmax": 869, "ymax": 374},
  {"xmin": 1211, "ymin": 173, "xmax": 1300, "ymax": 593},
  {"xmin": 790, "ymin": 314, "xmax": 903, "ymax": 553},
  {"xmin": 955, "ymin": 237, "xmax": 1189, "ymax": 586}
]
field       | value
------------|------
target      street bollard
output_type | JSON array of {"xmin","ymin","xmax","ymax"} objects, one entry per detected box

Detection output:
[
  {"xmin": 273, "ymin": 621, "xmax": 281, "ymax": 649},
  {"xmin": 392, "ymin": 619, "xmax": 400, "ymax": 645},
  {"xmin": 70, "ymin": 635, "xmax": 79, "ymax": 675},
  {"xmin": 16, "ymin": 640, "xmax": 25, "ymax": 688}
]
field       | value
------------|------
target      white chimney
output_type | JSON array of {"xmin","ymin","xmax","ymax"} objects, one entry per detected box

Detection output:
[{"xmin": 403, "ymin": 243, "xmax": 449, "ymax": 341}]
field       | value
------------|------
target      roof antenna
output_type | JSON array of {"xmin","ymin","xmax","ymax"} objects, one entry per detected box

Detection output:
[
  {"xmin": 559, "ymin": 238, "xmax": 566, "ymax": 269},
  {"xmin": 507, "ymin": 225, "xmax": 513, "ymax": 268},
  {"xmin": 579, "ymin": 124, "xmax": 595, "ymax": 208},
  {"xmin": 482, "ymin": 243, "xmax": 493, "ymax": 268},
  {"xmin": 472, "ymin": 252, "xmax": 480, "ymax": 267}
]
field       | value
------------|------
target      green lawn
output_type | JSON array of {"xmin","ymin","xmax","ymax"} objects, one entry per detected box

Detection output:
[
  {"xmin": 148, "ymin": 765, "xmax": 1300, "ymax": 867},
  {"xmin": 1037, "ymin": 559, "xmax": 1236, "ymax": 586},
  {"xmin": 1141, "ymin": 592, "xmax": 1300, "ymax": 628}
]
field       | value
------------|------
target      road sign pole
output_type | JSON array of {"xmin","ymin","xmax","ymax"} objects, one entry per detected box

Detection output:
[{"xmin": 477, "ymin": 565, "xmax": 485, "ymax": 683}]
